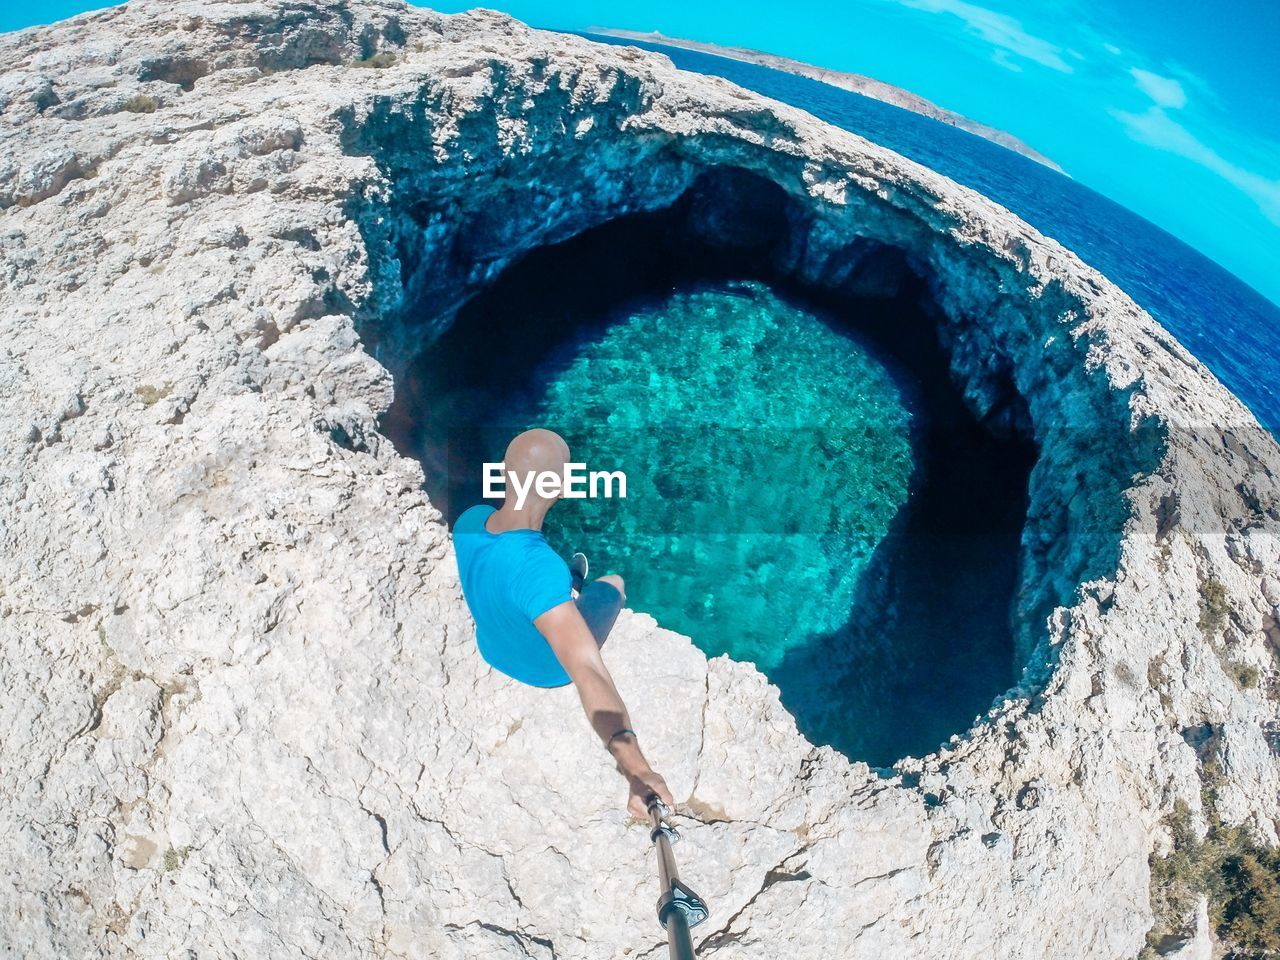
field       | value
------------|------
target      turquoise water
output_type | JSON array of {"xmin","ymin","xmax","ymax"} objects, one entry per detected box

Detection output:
[{"xmin": 527, "ymin": 281, "xmax": 914, "ymax": 669}]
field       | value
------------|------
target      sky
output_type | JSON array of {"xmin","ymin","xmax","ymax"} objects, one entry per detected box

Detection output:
[{"xmin": 4, "ymin": 1, "xmax": 1278, "ymax": 306}]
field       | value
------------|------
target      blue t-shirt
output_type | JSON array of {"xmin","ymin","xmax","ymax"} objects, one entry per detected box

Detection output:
[{"xmin": 452, "ymin": 505, "xmax": 574, "ymax": 687}]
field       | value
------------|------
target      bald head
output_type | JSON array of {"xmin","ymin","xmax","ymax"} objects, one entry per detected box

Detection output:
[{"xmin": 503, "ymin": 428, "xmax": 570, "ymax": 510}]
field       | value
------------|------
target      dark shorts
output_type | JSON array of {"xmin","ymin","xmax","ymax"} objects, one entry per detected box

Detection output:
[{"xmin": 576, "ymin": 579, "xmax": 624, "ymax": 647}]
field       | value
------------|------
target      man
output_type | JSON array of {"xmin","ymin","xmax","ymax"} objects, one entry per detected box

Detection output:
[{"xmin": 452, "ymin": 428, "xmax": 673, "ymax": 818}]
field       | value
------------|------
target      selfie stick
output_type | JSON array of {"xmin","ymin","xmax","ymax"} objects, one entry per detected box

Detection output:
[{"xmin": 646, "ymin": 798, "xmax": 710, "ymax": 960}]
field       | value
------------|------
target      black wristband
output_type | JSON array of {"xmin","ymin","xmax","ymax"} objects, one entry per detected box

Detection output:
[{"xmin": 607, "ymin": 727, "xmax": 636, "ymax": 747}]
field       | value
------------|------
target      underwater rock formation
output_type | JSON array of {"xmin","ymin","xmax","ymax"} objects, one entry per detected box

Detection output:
[{"xmin": 1, "ymin": 1, "xmax": 1277, "ymax": 957}]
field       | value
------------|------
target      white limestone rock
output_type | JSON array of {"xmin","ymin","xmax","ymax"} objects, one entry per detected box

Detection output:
[{"xmin": 1, "ymin": 2, "xmax": 1277, "ymax": 958}]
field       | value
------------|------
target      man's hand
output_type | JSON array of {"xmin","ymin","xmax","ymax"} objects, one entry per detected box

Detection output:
[
  {"xmin": 609, "ymin": 732, "xmax": 675, "ymax": 819},
  {"xmin": 627, "ymin": 768, "xmax": 674, "ymax": 820}
]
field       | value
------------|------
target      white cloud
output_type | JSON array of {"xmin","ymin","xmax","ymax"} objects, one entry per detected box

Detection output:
[
  {"xmin": 886, "ymin": 0, "xmax": 1280, "ymax": 255},
  {"xmin": 1130, "ymin": 68, "xmax": 1186, "ymax": 109},
  {"xmin": 1112, "ymin": 105, "xmax": 1280, "ymax": 224},
  {"xmin": 991, "ymin": 48, "xmax": 1025, "ymax": 73},
  {"xmin": 894, "ymin": 0, "xmax": 1074, "ymax": 72}
]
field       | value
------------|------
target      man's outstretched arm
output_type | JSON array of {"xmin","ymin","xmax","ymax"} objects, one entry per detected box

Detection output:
[{"xmin": 535, "ymin": 601, "xmax": 674, "ymax": 817}]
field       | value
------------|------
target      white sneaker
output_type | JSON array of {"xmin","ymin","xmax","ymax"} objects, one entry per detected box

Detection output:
[{"xmin": 570, "ymin": 552, "xmax": 589, "ymax": 594}]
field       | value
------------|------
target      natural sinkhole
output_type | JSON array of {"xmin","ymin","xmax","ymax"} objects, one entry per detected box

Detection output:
[{"xmin": 383, "ymin": 191, "xmax": 1035, "ymax": 767}]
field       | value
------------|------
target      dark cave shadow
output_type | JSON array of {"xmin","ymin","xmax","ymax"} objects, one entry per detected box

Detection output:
[
  {"xmin": 768, "ymin": 412, "xmax": 1033, "ymax": 767},
  {"xmin": 763, "ymin": 274, "xmax": 1035, "ymax": 766},
  {"xmin": 381, "ymin": 171, "xmax": 1036, "ymax": 765}
]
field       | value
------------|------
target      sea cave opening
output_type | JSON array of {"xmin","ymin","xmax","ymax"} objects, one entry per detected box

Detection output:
[{"xmin": 380, "ymin": 169, "xmax": 1037, "ymax": 767}]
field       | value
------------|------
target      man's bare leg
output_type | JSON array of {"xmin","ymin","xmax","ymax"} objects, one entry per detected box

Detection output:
[{"xmin": 576, "ymin": 574, "xmax": 625, "ymax": 647}]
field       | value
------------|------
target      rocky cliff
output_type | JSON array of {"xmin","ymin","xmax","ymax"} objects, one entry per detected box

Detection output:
[{"xmin": 1, "ymin": 2, "xmax": 1278, "ymax": 958}]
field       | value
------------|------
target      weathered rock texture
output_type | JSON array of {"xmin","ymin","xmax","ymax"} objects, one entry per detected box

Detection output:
[{"xmin": 1, "ymin": 2, "xmax": 1277, "ymax": 958}]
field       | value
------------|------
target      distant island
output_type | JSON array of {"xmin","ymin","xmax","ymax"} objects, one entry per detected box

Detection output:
[{"xmin": 587, "ymin": 28, "xmax": 1064, "ymax": 173}]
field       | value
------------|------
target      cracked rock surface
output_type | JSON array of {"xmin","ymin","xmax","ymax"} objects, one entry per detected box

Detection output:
[{"xmin": 1, "ymin": 2, "xmax": 1278, "ymax": 958}]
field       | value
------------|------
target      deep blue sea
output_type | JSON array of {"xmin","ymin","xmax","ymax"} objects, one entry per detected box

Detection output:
[{"xmin": 584, "ymin": 34, "xmax": 1280, "ymax": 435}]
